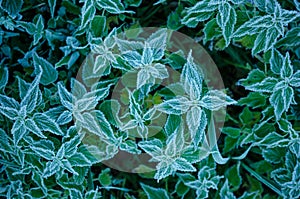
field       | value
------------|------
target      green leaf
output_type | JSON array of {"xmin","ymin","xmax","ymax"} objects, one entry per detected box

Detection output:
[
  {"xmin": 217, "ymin": 3, "xmax": 236, "ymax": 47},
  {"xmin": 43, "ymin": 159, "xmax": 61, "ymax": 178},
  {"xmin": 270, "ymin": 49, "xmax": 283, "ymax": 75},
  {"xmin": 90, "ymin": 15, "xmax": 106, "ymax": 37},
  {"xmin": 252, "ymin": 30, "xmax": 267, "ymax": 55},
  {"xmin": 48, "ymin": 0, "xmax": 57, "ymax": 18},
  {"xmin": 165, "ymin": 114, "xmax": 181, "ymax": 137},
  {"xmin": 20, "ymin": 70, "xmax": 42, "ymax": 113},
  {"xmin": 221, "ymin": 127, "xmax": 240, "ymax": 138},
  {"xmin": 0, "ymin": 128, "xmax": 12, "ymax": 153},
  {"xmin": 33, "ymin": 113, "xmax": 64, "ymax": 136},
  {"xmin": 0, "ymin": 67, "xmax": 8, "ymax": 91},
  {"xmin": 12, "ymin": 119, "xmax": 27, "ymax": 145},
  {"xmin": 33, "ymin": 53, "xmax": 58, "ymax": 86},
  {"xmin": 0, "ymin": 106, "xmax": 18, "ymax": 120},
  {"xmin": 68, "ymin": 152, "xmax": 92, "ymax": 167},
  {"xmin": 80, "ymin": 2, "xmax": 96, "ymax": 29},
  {"xmin": 276, "ymin": 27, "xmax": 300, "ymax": 48},
  {"xmin": 30, "ymin": 143, "xmax": 55, "ymax": 161},
  {"xmin": 280, "ymin": 53, "xmax": 293, "ymax": 78},
  {"xmin": 203, "ymin": 18, "xmax": 221, "ymax": 44},
  {"xmin": 0, "ymin": 0, "xmax": 23, "ymax": 17},
  {"xmin": 238, "ymin": 69, "xmax": 265, "ymax": 88},
  {"xmin": 175, "ymin": 181, "xmax": 189, "ymax": 197},
  {"xmin": 259, "ymin": 132, "xmax": 289, "ymax": 148},
  {"xmin": 140, "ymin": 183, "xmax": 170, "ymax": 199},
  {"xmin": 98, "ymin": 168, "xmax": 112, "ymax": 187},
  {"xmin": 167, "ymin": 9, "xmax": 183, "ymax": 30},
  {"xmin": 238, "ymin": 92, "xmax": 267, "ymax": 109},
  {"xmin": 225, "ymin": 162, "xmax": 242, "ymax": 190},
  {"xmin": 270, "ymin": 88, "xmax": 292, "ymax": 120},
  {"xmin": 95, "ymin": 0, "xmax": 134, "ymax": 14},
  {"xmin": 262, "ymin": 147, "xmax": 285, "ymax": 164},
  {"xmin": 181, "ymin": 1, "xmax": 217, "ymax": 28},
  {"xmin": 58, "ymin": 82, "xmax": 73, "ymax": 110},
  {"xmin": 64, "ymin": 135, "xmax": 81, "ymax": 158},
  {"xmin": 220, "ymin": 179, "xmax": 236, "ymax": 199},
  {"xmin": 200, "ymin": 90, "xmax": 237, "ymax": 110},
  {"xmin": 25, "ymin": 118, "xmax": 46, "ymax": 138}
]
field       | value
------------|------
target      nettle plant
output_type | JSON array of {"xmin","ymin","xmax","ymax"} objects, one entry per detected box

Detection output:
[{"xmin": 0, "ymin": 0, "xmax": 300, "ymax": 198}]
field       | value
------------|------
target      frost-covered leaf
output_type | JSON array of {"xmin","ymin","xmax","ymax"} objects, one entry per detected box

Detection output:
[
  {"xmin": 68, "ymin": 152, "xmax": 92, "ymax": 167},
  {"xmin": 58, "ymin": 82, "xmax": 73, "ymax": 110},
  {"xmin": 238, "ymin": 92, "xmax": 267, "ymax": 109},
  {"xmin": 0, "ymin": 94, "xmax": 20, "ymax": 109},
  {"xmin": 290, "ymin": 71, "xmax": 300, "ymax": 87},
  {"xmin": 181, "ymin": 1, "xmax": 217, "ymax": 28},
  {"xmin": 173, "ymin": 158, "xmax": 196, "ymax": 172},
  {"xmin": 259, "ymin": 132, "xmax": 289, "ymax": 148},
  {"xmin": 233, "ymin": 3, "xmax": 299, "ymax": 54},
  {"xmin": 48, "ymin": 0, "xmax": 56, "ymax": 18},
  {"xmin": 25, "ymin": 118, "xmax": 46, "ymax": 138},
  {"xmin": 200, "ymin": 90, "xmax": 236, "ymax": 110},
  {"xmin": 12, "ymin": 119, "xmax": 27, "ymax": 145},
  {"xmin": 216, "ymin": 3, "xmax": 236, "ymax": 47},
  {"xmin": 262, "ymin": 147, "xmax": 285, "ymax": 164},
  {"xmin": 280, "ymin": 53, "xmax": 293, "ymax": 78},
  {"xmin": 116, "ymin": 38, "xmax": 144, "ymax": 52},
  {"xmin": 80, "ymin": 2, "xmax": 96, "ymax": 29},
  {"xmin": 0, "ymin": 128, "xmax": 12, "ymax": 153},
  {"xmin": 69, "ymin": 188, "xmax": 83, "ymax": 199},
  {"xmin": 187, "ymin": 107, "xmax": 207, "ymax": 146},
  {"xmin": 270, "ymin": 88, "xmax": 291, "ymax": 120},
  {"xmin": 120, "ymin": 140, "xmax": 141, "ymax": 154},
  {"xmin": 56, "ymin": 110, "xmax": 73, "ymax": 125},
  {"xmin": 96, "ymin": 0, "xmax": 134, "ymax": 14},
  {"xmin": 270, "ymin": 49, "xmax": 284, "ymax": 75},
  {"xmin": 164, "ymin": 114, "xmax": 181, "ymax": 137},
  {"xmin": 33, "ymin": 53, "xmax": 58, "ymax": 85},
  {"xmin": 43, "ymin": 159, "xmax": 61, "ymax": 178},
  {"xmin": 0, "ymin": 67, "xmax": 8, "ymax": 91},
  {"xmin": 252, "ymin": 27, "xmax": 279, "ymax": 55},
  {"xmin": 146, "ymin": 29, "xmax": 168, "ymax": 60},
  {"xmin": 17, "ymin": 76, "xmax": 30, "ymax": 100},
  {"xmin": 0, "ymin": 0, "xmax": 23, "ymax": 17},
  {"xmin": 138, "ymin": 139, "xmax": 163, "ymax": 158},
  {"xmin": 185, "ymin": 163, "xmax": 222, "ymax": 198},
  {"xmin": 276, "ymin": 27, "xmax": 300, "ymax": 47},
  {"xmin": 20, "ymin": 69, "xmax": 42, "ymax": 113},
  {"xmin": 140, "ymin": 183, "xmax": 170, "ymax": 199},
  {"xmin": 225, "ymin": 163, "xmax": 242, "ymax": 190},
  {"xmin": 0, "ymin": 106, "xmax": 18, "ymax": 120},
  {"xmin": 75, "ymin": 96, "xmax": 97, "ymax": 112},
  {"xmin": 30, "ymin": 142, "xmax": 55, "ymax": 160},
  {"xmin": 220, "ymin": 179, "xmax": 236, "ymax": 199},
  {"xmin": 64, "ymin": 135, "xmax": 81, "ymax": 158},
  {"xmin": 234, "ymin": 16, "xmax": 272, "ymax": 38},
  {"xmin": 158, "ymin": 96, "xmax": 190, "ymax": 115},
  {"xmin": 33, "ymin": 113, "xmax": 64, "ymax": 136},
  {"xmin": 181, "ymin": 51, "xmax": 203, "ymax": 100}
]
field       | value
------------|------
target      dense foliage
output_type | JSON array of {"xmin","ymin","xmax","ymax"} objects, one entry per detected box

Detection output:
[{"xmin": 0, "ymin": 0, "xmax": 299, "ymax": 198}]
